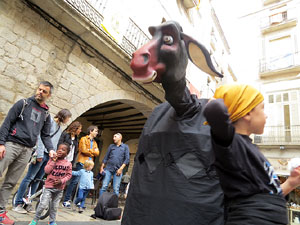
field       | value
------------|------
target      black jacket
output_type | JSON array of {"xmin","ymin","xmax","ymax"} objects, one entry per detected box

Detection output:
[
  {"xmin": 122, "ymin": 98, "xmax": 224, "ymax": 225},
  {"xmin": 0, "ymin": 96, "xmax": 53, "ymax": 149},
  {"xmin": 58, "ymin": 131, "xmax": 79, "ymax": 166}
]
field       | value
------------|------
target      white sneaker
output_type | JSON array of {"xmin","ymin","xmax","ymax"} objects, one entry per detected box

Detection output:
[
  {"xmin": 62, "ymin": 201, "xmax": 71, "ymax": 208},
  {"xmin": 13, "ymin": 204, "xmax": 27, "ymax": 214}
]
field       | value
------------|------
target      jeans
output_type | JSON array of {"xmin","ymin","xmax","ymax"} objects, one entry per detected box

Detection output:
[
  {"xmin": 0, "ymin": 142, "xmax": 32, "ymax": 209},
  {"xmin": 63, "ymin": 162, "xmax": 83, "ymax": 202},
  {"xmin": 75, "ymin": 189, "xmax": 90, "ymax": 208},
  {"xmin": 15, "ymin": 154, "xmax": 49, "ymax": 206},
  {"xmin": 99, "ymin": 169, "xmax": 123, "ymax": 196}
]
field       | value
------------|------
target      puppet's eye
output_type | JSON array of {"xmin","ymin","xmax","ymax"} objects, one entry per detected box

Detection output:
[{"xmin": 163, "ymin": 35, "xmax": 173, "ymax": 45}]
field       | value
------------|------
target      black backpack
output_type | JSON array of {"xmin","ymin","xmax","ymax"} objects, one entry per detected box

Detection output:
[{"xmin": 93, "ymin": 192, "xmax": 122, "ymax": 220}]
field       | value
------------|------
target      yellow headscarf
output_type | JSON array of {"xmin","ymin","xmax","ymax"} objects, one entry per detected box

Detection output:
[{"xmin": 214, "ymin": 84, "xmax": 264, "ymax": 122}]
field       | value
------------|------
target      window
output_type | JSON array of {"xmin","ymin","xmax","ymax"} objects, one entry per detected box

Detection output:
[
  {"xmin": 269, "ymin": 11, "xmax": 287, "ymax": 25},
  {"xmin": 267, "ymin": 35, "xmax": 293, "ymax": 70},
  {"xmin": 291, "ymin": 91, "xmax": 298, "ymax": 101},
  {"xmin": 265, "ymin": 90, "xmax": 300, "ymax": 143},
  {"xmin": 269, "ymin": 5, "xmax": 287, "ymax": 25},
  {"xmin": 283, "ymin": 93, "xmax": 289, "ymax": 102},
  {"xmin": 276, "ymin": 94, "xmax": 282, "ymax": 102},
  {"xmin": 269, "ymin": 95, "xmax": 274, "ymax": 103}
]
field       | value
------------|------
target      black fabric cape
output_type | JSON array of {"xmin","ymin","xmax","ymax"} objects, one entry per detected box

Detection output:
[{"xmin": 122, "ymin": 98, "xmax": 224, "ymax": 225}]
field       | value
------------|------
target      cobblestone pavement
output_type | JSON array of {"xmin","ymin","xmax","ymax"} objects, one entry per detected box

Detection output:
[
  {"xmin": 7, "ymin": 198, "xmax": 122, "ymax": 225},
  {"xmin": 15, "ymin": 222, "xmax": 120, "ymax": 225}
]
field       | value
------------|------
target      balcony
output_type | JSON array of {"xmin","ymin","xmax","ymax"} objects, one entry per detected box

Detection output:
[
  {"xmin": 259, "ymin": 51, "xmax": 300, "ymax": 77},
  {"xmin": 254, "ymin": 125, "xmax": 300, "ymax": 145},
  {"xmin": 27, "ymin": 0, "xmax": 166, "ymax": 103},
  {"xmin": 260, "ymin": 11, "xmax": 297, "ymax": 34},
  {"xmin": 121, "ymin": 19, "xmax": 150, "ymax": 56},
  {"xmin": 65, "ymin": 0, "xmax": 150, "ymax": 56}
]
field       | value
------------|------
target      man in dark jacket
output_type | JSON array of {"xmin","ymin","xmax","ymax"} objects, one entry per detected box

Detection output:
[{"xmin": 0, "ymin": 81, "xmax": 55, "ymax": 225}]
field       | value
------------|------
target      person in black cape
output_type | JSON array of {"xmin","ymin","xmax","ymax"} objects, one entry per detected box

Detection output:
[{"xmin": 122, "ymin": 21, "xmax": 225, "ymax": 225}]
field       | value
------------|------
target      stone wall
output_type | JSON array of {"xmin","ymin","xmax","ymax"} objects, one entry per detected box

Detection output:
[
  {"xmin": 0, "ymin": 0, "xmax": 161, "ymax": 197},
  {"xmin": 0, "ymin": 0, "xmax": 157, "ymax": 124}
]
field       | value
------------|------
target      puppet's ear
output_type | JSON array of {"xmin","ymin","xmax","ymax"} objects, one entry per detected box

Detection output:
[{"xmin": 181, "ymin": 33, "xmax": 223, "ymax": 78}]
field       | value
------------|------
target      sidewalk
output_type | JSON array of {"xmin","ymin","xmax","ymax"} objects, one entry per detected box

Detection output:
[
  {"xmin": 7, "ymin": 198, "xmax": 122, "ymax": 225},
  {"xmin": 0, "ymin": 168, "xmax": 123, "ymax": 225}
]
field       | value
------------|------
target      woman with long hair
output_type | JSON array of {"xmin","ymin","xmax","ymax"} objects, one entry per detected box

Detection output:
[{"xmin": 58, "ymin": 121, "xmax": 82, "ymax": 167}]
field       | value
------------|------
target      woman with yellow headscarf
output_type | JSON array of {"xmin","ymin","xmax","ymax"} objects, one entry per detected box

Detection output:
[{"xmin": 203, "ymin": 83, "xmax": 300, "ymax": 225}]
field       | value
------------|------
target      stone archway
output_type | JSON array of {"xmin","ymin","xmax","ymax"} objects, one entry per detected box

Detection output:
[
  {"xmin": 72, "ymin": 94, "xmax": 155, "ymax": 176},
  {"xmin": 70, "ymin": 90, "xmax": 156, "ymax": 121}
]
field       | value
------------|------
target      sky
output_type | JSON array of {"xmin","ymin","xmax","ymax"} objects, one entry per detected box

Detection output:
[{"xmin": 213, "ymin": 0, "xmax": 262, "ymax": 84}]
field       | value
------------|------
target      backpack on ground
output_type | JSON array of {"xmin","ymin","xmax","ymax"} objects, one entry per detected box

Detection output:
[{"xmin": 92, "ymin": 192, "xmax": 122, "ymax": 220}]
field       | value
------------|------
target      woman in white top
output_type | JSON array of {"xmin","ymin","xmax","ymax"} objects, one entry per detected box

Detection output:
[{"xmin": 58, "ymin": 121, "xmax": 82, "ymax": 167}]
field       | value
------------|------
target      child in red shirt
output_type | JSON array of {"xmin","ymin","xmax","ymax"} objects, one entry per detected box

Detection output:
[{"xmin": 28, "ymin": 143, "xmax": 72, "ymax": 225}]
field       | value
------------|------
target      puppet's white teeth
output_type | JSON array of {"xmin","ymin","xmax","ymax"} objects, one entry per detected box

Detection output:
[
  {"xmin": 151, "ymin": 71, "xmax": 157, "ymax": 81},
  {"xmin": 142, "ymin": 71, "xmax": 156, "ymax": 83},
  {"xmin": 134, "ymin": 71, "xmax": 157, "ymax": 83}
]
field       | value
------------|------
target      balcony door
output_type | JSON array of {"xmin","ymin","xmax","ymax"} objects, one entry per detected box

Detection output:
[
  {"xmin": 266, "ymin": 90, "xmax": 300, "ymax": 143},
  {"xmin": 267, "ymin": 35, "xmax": 293, "ymax": 70},
  {"xmin": 283, "ymin": 104, "xmax": 291, "ymax": 142}
]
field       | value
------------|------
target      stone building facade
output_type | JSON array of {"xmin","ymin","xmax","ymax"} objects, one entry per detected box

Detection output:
[
  {"xmin": 0, "ymin": 0, "xmax": 234, "ymax": 176},
  {"xmin": 0, "ymin": 0, "xmax": 161, "ymax": 123},
  {"xmin": 0, "ymin": 0, "xmax": 167, "ymax": 176}
]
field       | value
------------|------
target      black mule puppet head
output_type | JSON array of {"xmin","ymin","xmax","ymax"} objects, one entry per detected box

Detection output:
[{"xmin": 130, "ymin": 20, "xmax": 223, "ymax": 85}]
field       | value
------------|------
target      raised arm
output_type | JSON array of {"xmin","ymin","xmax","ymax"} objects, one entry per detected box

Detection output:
[
  {"xmin": 203, "ymin": 99, "xmax": 235, "ymax": 146},
  {"xmin": 281, "ymin": 166, "xmax": 300, "ymax": 196}
]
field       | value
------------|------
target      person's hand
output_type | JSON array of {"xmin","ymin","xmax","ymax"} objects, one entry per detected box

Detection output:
[
  {"xmin": 49, "ymin": 150, "xmax": 56, "ymax": 158},
  {"xmin": 288, "ymin": 166, "xmax": 300, "ymax": 188},
  {"xmin": 51, "ymin": 155, "xmax": 57, "ymax": 162},
  {"xmin": 0, "ymin": 145, "xmax": 6, "ymax": 160},
  {"xmin": 100, "ymin": 168, "xmax": 104, "ymax": 174},
  {"xmin": 53, "ymin": 179, "xmax": 62, "ymax": 186},
  {"xmin": 37, "ymin": 157, "xmax": 43, "ymax": 163},
  {"xmin": 116, "ymin": 168, "xmax": 123, "ymax": 176}
]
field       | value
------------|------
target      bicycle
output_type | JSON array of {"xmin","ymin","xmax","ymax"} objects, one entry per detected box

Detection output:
[{"xmin": 12, "ymin": 178, "xmax": 50, "ymax": 220}]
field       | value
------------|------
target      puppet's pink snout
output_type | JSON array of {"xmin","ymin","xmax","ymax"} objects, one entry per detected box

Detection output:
[{"xmin": 130, "ymin": 50, "xmax": 151, "ymax": 74}]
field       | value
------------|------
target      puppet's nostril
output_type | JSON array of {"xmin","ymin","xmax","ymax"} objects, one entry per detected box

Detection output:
[{"xmin": 142, "ymin": 54, "xmax": 149, "ymax": 64}]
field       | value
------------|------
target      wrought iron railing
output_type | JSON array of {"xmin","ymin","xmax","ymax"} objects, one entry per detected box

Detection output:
[
  {"xmin": 87, "ymin": 0, "xmax": 107, "ymax": 15},
  {"xmin": 259, "ymin": 51, "xmax": 300, "ymax": 73},
  {"xmin": 65, "ymin": 0, "xmax": 104, "ymax": 28},
  {"xmin": 64, "ymin": 0, "xmax": 150, "ymax": 56},
  {"xmin": 254, "ymin": 125, "xmax": 300, "ymax": 144},
  {"xmin": 121, "ymin": 18, "xmax": 150, "ymax": 55}
]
